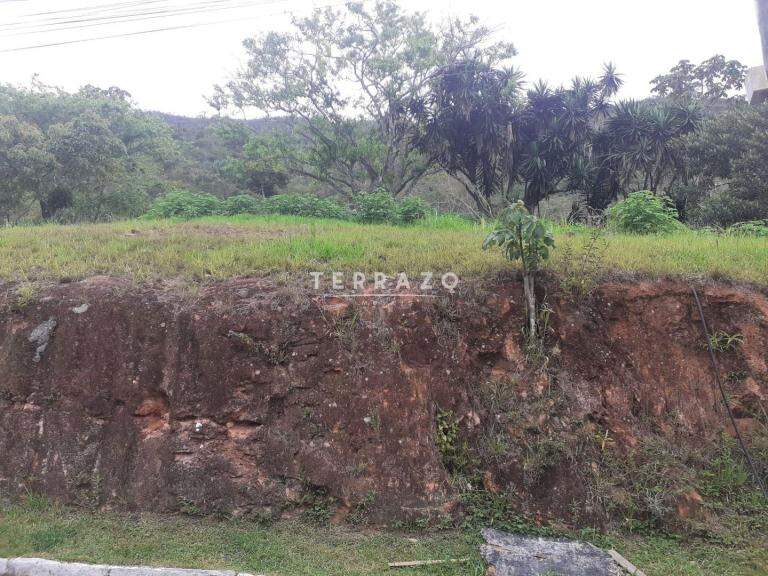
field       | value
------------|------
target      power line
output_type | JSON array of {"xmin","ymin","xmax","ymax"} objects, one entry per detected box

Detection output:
[
  {"xmin": 691, "ymin": 286, "xmax": 768, "ymax": 500},
  {"xmin": 0, "ymin": 0, "xmax": 357, "ymax": 53},
  {"xmin": 0, "ymin": 0, "xmax": 270, "ymax": 36},
  {"xmin": 25, "ymin": 0, "xmax": 170, "ymax": 18},
  {"xmin": 0, "ymin": 0, "xmax": 255, "ymax": 30}
]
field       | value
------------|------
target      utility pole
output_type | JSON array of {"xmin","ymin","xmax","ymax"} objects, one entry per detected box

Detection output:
[
  {"xmin": 760, "ymin": 0, "xmax": 768, "ymax": 73},
  {"xmin": 748, "ymin": 0, "xmax": 768, "ymax": 102}
]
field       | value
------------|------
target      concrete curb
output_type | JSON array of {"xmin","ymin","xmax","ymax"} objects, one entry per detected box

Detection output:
[{"xmin": 0, "ymin": 558, "xmax": 261, "ymax": 576}]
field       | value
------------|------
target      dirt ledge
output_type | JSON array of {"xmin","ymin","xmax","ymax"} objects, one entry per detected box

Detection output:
[{"xmin": 0, "ymin": 276, "xmax": 766, "ymax": 528}]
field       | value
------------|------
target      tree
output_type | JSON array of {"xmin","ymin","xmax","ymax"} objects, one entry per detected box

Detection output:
[
  {"xmin": 417, "ymin": 60, "xmax": 522, "ymax": 216},
  {"xmin": 44, "ymin": 112, "xmax": 127, "ymax": 219},
  {"xmin": 0, "ymin": 115, "xmax": 52, "ymax": 223},
  {"xmin": 483, "ymin": 201, "xmax": 554, "ymax": 350},
  {"xmin": 598, "ymin": 99, "xmax": 701, "ymax": 197},
  {"xmin": 513, "ymin": 69, "xmax": 622, "ymax": 211},
  {"xmin": 650, "ymin": 55, "xmax": 747, "ymax": 102},
  {"xmin": 0, "ymin": 82, "xmax": 176, "ymax": 221},
  {"xmin": 420, "ymin": 61, "xmax": 622, "ymax": 214},
  {"xmin": 215, "ymin": 120, "xmax": 288, "ymax": 197},
  {"xmin": 217, "ymin": 0, "xmax": 514, "ymax": 197},
  {"xmin": 683, "ymin": 103, "xmax": 768, "ymax": 226}
]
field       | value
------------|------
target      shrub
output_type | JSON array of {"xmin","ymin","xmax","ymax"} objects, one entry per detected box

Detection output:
[
  {"xmin": 145, "ymin": 190, "xmax": 222, "ymax": 219},
  {"xmin": 262, "ymin": 194, "xmax": 349, "ymax": 219},
  {"xmin": 356, "ymin": 190, "xmax": 398, "ymax": 223},
  {"xmin": 220, "ymin": 194, "xmax": 262, "ymax": 216},
  {"xmin": 725, "ymin": 220, "xmax": 768, "ymax": 237},
  {"xmin": 397, "ymin": 196, "xmax": 430, "ymax": 223},
  {"xmin": 483, "ymin": 201, "xmax": 554, "ymax": 353},
  {"xmin": 690, "ymin": 190, "xmax": 763, "ymax": 228},
  {"xmin": 607, "ymin": 191, "xmax": 682, "ymax": 234}
]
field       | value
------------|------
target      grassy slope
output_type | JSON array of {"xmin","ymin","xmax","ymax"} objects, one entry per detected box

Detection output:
[
  {"xmin": 0, "ymin": 214, "xmax": 766, "ymax": 284},
  {"xmin": 1, "ymin": 503, "xmax": 766, "ymax": 576}
]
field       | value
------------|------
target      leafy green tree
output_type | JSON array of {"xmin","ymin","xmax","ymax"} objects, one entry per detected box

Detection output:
[
  {"xmin": 650, "ymin": 55, "xmax": 747, "ymax": 102},
  {"xmin": 43, "ymin": 112, "xmax": 127, "ymax": 219},
  {"xmin": 217, "ymin": 0, "xmax": 513, "ymax": 197},
  {"xmin": 220, "ymin": 134, "xmax": 289, "ymax": 197},
  {"xmin": 483, "ymin": 201, "xmax": 554, "ymax": 347},
  {"xmin": 0, "ymin": 115, "xmax": 52, "ymax": 222},
  {"xmin": 0, "ymin": 82, "xmax": 177, "ymax": 221},
  {"xmin": 683, "ymin": 103, "xmax": 768, "ymax": 226}
]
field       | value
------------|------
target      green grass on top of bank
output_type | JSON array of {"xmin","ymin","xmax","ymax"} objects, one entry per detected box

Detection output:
[{"xmin": 0, "ymin": 214, "xmax": 766, "ymax": 285}]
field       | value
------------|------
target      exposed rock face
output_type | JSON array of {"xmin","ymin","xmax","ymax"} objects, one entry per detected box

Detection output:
[{"xmin": 0, "ymin": 277, "xmax": 766, "ymax": 524}]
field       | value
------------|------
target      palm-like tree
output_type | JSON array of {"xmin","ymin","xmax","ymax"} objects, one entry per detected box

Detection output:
[
  {"xmin": 512, "ymin": 64, "xmax": 624, "ymax": 211},
  {"xmin": 417, "ymin": 60, "xmax": 523, "ymax": 216},
  {"xmin": 575, "ymin": 99, "xmax": 701, "ymax": 211},
  {"xmin": 421, "ymin": 60, "xmax": 709, "ymax": 216}
]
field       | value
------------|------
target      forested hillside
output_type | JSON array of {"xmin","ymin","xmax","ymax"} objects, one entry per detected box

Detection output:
[{"xmin": 1, "ymin": 1, "xmax": 766, "ymax": 235}]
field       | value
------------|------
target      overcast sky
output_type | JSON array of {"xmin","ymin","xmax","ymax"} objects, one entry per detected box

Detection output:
[{"xmin": 0, "ymin": 0, "xmax": 764, "ymax": 117}]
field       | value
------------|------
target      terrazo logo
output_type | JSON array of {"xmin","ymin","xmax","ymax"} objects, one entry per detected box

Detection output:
[{"xmin": 310, "ymin": 272, "xmax": 459, "ymax": 298}]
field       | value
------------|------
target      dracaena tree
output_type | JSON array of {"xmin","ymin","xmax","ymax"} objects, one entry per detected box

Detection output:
[
  {"xmin": 419, "ymin": 61, "xmax": 623, "ymax": 215},
  {"xmin": 416, "ymin": 60, "xmax": 523, "ymax": 216},
  {"xmin": 586, "ymin": 99, "xmax": 702, "ymax": 209}
]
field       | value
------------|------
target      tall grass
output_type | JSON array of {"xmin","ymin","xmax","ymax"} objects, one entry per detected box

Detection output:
[{"xmin": 0, "ymin": 215, "xmax": 765, "ymax": 284}]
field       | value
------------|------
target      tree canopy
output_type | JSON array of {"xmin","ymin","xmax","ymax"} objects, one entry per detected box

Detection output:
[
  {"xmin": 682, "ymin": 103, "xmax": 768, "ymax": 226},
  {"xmin": 215, "ymin": 0, "xmax": 515, "ymax": 198},
  {"xmin": 0, "ymin": 0, "xmax": 760, "ymax": 230},
  {"xmin": 0, "ymin": 81, "xmax": 176, "ymax": 222},
  {"xmin": 650, "ymin": 55, "xmax": 747, "ymax": 103}
]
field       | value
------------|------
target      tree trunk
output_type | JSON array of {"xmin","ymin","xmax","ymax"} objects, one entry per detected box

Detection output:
[
  {"xmin": 523, "ymin": 188, "xmax": 538, "ymax": 214},
  {"xmin": 39, "ymin": 188, "xmax": 72, "ymax": 220},
  {"xmin": 458, "ymin": 178, "xmax": 494, "ymax": 218},
  {"xmin": 40, "ymin": 200, "xmax": 54, "ymax": 220},
  {"xmin": 522, "ymin": 273, "xmax": 537, "ymax": 344}
]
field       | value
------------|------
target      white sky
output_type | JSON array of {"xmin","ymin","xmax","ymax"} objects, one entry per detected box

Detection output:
[{"xmin": 0, "ymin": 0, "xmax": 764, "ymax": 117}]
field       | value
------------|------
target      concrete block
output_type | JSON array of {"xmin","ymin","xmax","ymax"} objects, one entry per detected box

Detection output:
[
  {"xmin": 110, "ymin": 568, "xmax": 238, "ymax": 576},
  {"xmin": 481, "ymin": 529, "xmax": 622, "ymax": 576},
  {"xmin": 747, "ymin": 66, "xmax": 768, "ymax": 104},
  {"xmin": 7, "ymin": 558, "xmax": 109, "ymax": 576},
  {"xmin": 0, "ymin": 558, "xmax": 261, "ymax": 576}
]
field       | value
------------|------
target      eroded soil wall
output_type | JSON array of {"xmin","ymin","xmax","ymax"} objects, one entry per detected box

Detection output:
[{"xmin": 1, "ymin": 277, "xmax": 766, "ymax": 525}]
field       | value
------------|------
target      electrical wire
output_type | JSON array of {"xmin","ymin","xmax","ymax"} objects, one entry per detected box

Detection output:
[
  {"xmin": 0, "ymin": 0, "xmax": 357, "ymax": 52},
  {"xmin": 25, "ymin": 0, "xmax": 171, "ymax": 18},
  {"xmin": 0, "ymin": 0, "xmax": 264, "ymax": 31},
  {"xmin": 0, "ymin": 0, "xmax": 273, "ymax": 36},
  {"xmin": 691, "ymin": 285, "xmax": 768, "ymax": 499}
]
